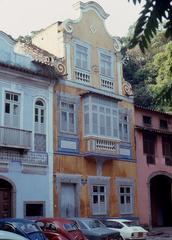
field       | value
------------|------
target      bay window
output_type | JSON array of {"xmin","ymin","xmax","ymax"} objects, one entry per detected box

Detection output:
[{"xmin": 83, "ymin": 95, "xmax": 118, "ymax": 138}]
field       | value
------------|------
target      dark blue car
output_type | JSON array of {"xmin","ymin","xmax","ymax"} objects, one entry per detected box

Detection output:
[{"xmin": 0, "ymin": 218, "xmax": 47, "ymax": 240}]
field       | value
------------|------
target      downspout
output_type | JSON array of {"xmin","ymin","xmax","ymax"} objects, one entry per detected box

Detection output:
[{"xmin": 47, "ymin": 78, "xmax": 56, "ymax": 217}]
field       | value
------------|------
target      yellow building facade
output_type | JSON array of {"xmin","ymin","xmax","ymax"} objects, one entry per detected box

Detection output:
[{"xmin": 32, "ymin": 1, "xmax": 137, "ymax": 218}]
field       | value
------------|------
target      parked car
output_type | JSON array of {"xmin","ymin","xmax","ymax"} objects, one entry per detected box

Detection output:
[
  {"xmin": 100, "ymin": 218, "xmax": 148, "ymax": 240},
  {"xmin": 35, "ymin": 218, "xmax": 87, "ymax": 240},
  {"xmin": 69, "ymin": 217, "xmax": 121, "ymax": 240},
  {"xmin": 0, "ymin": 218, "xmax": 47, "ymax": 240},
  {"xmin": 0, "ymin": 230, "xmax": 28, "ymax": 240}
]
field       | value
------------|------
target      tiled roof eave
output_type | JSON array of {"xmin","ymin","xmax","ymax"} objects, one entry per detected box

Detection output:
[
  {"xmin": 135, "ymin": 125, "xmax": 172, "ymax": 135},
  {"xmin": 0, "ymin": 61, "xmax": 58, "ymax": 79}
]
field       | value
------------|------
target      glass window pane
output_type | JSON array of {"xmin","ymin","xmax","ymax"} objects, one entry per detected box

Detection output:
[
  {"xmin": 120, "ymin": 196, "xmax": 124, "ymax": 204},
  {"xmin": 35, "ymin": 115, "xmax": 38, "ymax": 122},
  {"xmin": 35, "ymin": 108, "xmax": 38, "ymax": 114},
  {"xmin": 61, "ymin": 111, "xmax": 67, "ymax": 131},
  {"xmin": 36, "ymin": 100, "xmax": 44, "ymax": 106},
  {"xmin": 120, "ymin": 187, "xmax": 124, "ymax": 193},
  {"xmin": 100, "ymin": 186, "xmax": 105, "ymax": 193},
  {"xmin": 6, "ymin": 93, "xmax": 10, "ymax": 100},
  {"xmin": 61, "ymin": 102, "xmax": 67, "ymax": 109},
  {"xmin": 93, "ymin": 195, "xmax": 98, "ymax": 204},
  {"xmin": 126, "ymin": 196, "xmax": 131, "ymax": 203},
  {"xmin": 84, "ymin": 113, "xmax": 89, "ymax": 135},
  {"xmin": 69, "ymin": 104, "xmax": 74, "ymax": 111},
  {"xmin": 93, "ymin": 186, "xmax": 98, "ymax": 192},
  {"xmin": 5, "ymin": 103, "xmax": 10, "ymax": 113},
  {"xmin": 100, "ymin": 115, "xmax": 105, "ymax": 135},
  {"xmin": 100, "ymin": 195, "xmax": 105, "ymax": 203},
  {"xmin": 69, "ymin": 113, "xmax": 74, "ymax": 132},
  {"xmin": 13, "ymin": 105, "xmax": 18, "ymax": 115},
  {"xmin": 93, "ymin": 113, "xmax": 98, "ymax": 134},
  {"xmin": 41, "ymin": 109, "xmax": 44, "ymax": 116},
  {"xmin": 14, "ymin": 95, "xmax": 18, "ymax": 102},
  {"xmin": 41, "ymin": 116, "xmax": 44, "ymax": 123}
]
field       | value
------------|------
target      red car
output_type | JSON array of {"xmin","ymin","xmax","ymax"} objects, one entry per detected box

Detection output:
[{"xmin": 35, "ymin": 218, "xmax": 87, "ymax": 240}]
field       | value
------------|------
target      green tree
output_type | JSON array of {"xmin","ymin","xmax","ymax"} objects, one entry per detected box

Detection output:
[
  {"xmin": 122, "ymin": 30, "xmax": 171, "ymax": 109},
  {"xmin": 128, "ymin": 0, "xmax": 172, "ymax": 52},
  {"xmin": 149, "ymin": 41, "xmax": 172, "ymax": 111}
]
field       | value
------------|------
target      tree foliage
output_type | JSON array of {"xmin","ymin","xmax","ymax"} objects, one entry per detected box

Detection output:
[
  {"xmin": 128, "ymin": 0, "xmax": 172, "ymax": 52},
  {"xmin": 149, "ymin": 41, "xmax": 172, "ymax": 111},
  {"xmin": 122, "ymin": 30, "xmax": 172, "ymax": 111}
]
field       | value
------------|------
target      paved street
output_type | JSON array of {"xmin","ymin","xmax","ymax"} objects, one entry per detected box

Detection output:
[{"xmin": 147, "ymin": 228, "xmax": 172, "ymax": 239}]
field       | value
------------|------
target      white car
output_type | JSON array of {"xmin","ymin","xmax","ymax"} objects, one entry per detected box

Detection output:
[
  {"xmin": 0, "ymin": 230, "xmax": 28, "ymax": 240},
  {"xmin": 101, "ymin": 218, "xmax": 148, "ymax": 240}
]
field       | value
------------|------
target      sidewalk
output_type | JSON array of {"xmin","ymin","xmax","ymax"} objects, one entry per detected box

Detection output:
[{"xmin": 148, "ymin": 227, "xmax": 172, "ymax": 239}]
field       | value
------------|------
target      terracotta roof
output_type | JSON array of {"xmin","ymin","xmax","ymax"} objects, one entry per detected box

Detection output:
[
  {"xmin": 135, "ymin": 125, "xmax": 172, "ymax": 135},
  {"xmin": 0, "ymin": 61, "xmax": 56, "ymax": 79},
  {"xmin": 135, "ymin": 105, "xmax": 172, "ymax": 116}
]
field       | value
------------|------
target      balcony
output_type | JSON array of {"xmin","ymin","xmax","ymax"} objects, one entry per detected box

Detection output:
[
  {"xmin": 0, "ymin": 126, "xmax": 32, "ymax": 150},
  {"xmin": 75, "ymin": 69, "xmax": 90, "ymax": 84},
  {"xmin": 100, "ymin": 76, "xmax": 114, "ymax": 91},
  {"xmin": 83, "ymin": 136, "xmax": 120, "ymax": 159}
]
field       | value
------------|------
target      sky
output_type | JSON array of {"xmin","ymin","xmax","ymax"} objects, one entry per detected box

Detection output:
[{"xmin": 0, "ymin": 0, "xmax": 143, "ymax": 39}]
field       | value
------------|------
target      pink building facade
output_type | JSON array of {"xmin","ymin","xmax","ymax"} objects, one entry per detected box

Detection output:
[{"xmin": 135, "ymin": 106, "xmax": 172, "ymax": 228}]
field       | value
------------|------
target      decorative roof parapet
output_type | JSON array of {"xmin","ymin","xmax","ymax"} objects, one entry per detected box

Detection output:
[
  {"xmin": 15, "ymin": 42, "xmax": 66, "ymax": 76},
  {"xmin": 122, "ymin": 80, "xmax": 133, "ymax": 97},
  {"xmin": 73, "ymin": 1, "xmax": 110, "ymax": 20}
]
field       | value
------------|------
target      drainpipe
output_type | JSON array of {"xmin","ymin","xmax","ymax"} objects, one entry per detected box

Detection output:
[{"xmin": 47, "ymin": 79, "xmax": 56, "ymax": 217}]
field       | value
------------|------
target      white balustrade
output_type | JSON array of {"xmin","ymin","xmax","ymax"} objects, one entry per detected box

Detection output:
[
  {"xmin": 75, "ymin": 70, "xmax": 90, "ymax": 84},
  {"xmin": 87, "ymin": 137, "xmax": 119, "ymax": 155},
  {"xmin": 0, "ymin": 126, "xmax": 31, "ymax": 149}
]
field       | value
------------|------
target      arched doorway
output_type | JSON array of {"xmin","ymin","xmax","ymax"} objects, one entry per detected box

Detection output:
[
  {"xmin": 0, "ymin": 178, "xmax": 13, "ymax": 218},
  {"xmin": 150, "ymin": 174, "xmax": 172, "ymax": 227}
]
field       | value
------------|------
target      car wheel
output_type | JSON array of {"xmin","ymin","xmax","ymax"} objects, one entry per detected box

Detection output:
[{"xmin": 116, "ymin": 236, "xmax": 124, "ymax": 240}]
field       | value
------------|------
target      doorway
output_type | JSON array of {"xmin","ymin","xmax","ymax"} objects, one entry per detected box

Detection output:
[
  {"xmin": 0, "ymin": 179, "xmax": 12, "ymax": 218},
  {"xmin": 150, "ymin": 175, "xmax": 172, "ymax": 226},
  {"xmin": 60, "ymin": 183, "xmax": 77, "ymax": 217}
]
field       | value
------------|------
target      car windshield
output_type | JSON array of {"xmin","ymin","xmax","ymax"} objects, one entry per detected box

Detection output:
[
  {"xmin": 63, "ymin": 222, "xmax": 78, "ymax": 232},
  {"xmin": 82, "ymin": 219, "xmax": 105, "ymax": 229},
  {"xmin": 15, "ymin": 222, "xmax": 39, "ymax": 234}
]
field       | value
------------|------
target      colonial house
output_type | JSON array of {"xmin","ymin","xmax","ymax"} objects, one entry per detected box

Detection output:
[
  {"xmin": 32, "ymin": 1, "xmax": 138, "ymax": 218},
  {"xmin": 135, "ymin": 105, "xmax": 172, "ymax": 228},
  {"xmin": 0, "ymin": 31, "xmax": 65, "ymax": 218}
]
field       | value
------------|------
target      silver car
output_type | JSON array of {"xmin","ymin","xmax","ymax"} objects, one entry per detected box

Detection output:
[{"xmin": 0, "ymin": 230, "xmax": 28, "ymax": 240}]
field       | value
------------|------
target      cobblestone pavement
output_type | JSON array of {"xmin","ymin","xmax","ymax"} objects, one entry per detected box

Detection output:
[{"xmin": 147, "ymin": 228, "xmax": 172, "ymax": 239}]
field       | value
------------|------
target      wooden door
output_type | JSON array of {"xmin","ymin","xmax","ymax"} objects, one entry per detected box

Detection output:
[
  {"xmin": 60, "ymin": 183, "xmax": 77, "ymax": 217},
  {"xmin": 0, "ymin": 188, "xmax": 11, "ymax": 218}
]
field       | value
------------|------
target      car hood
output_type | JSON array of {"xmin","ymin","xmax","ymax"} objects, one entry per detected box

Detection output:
[
  {"xmin": 83, "ymin": 227, "xmax": 119, "ymax": 237},
  {"xmin": 127, "ymin": 226, "xmax": 147, "ymax": 232}
]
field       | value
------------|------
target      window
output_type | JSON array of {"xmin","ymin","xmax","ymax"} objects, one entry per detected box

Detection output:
[
  {"xmin": 4, "ymin": 92, "xmax": 20, "ymax": 128},
  {"xmin": 91, "ymin": 185, "xmax": 107, "ymax": 215},
  {"xmin": 34, "ymin": 99, "xmax": 46, "ymax": 152},
  {"xmin": 160, "ymin": 119, "xmax": 168, "ymax": 129},
  {"xmin": 60, "ymin": 101, "xmax": 76, "ymax": 133},
  {"xmin": 34, "ymin": 100, "xmax": 46, "ymax": 134},
  {"xmin": 100, "ymin": 53, "xmax": 112, "ymax": 77},
  {"xmin": 119, "ymin": 186, "xmax": 133, "ymax": 214},
  {"xmin": 143, "ymin": 132, "xmax": 155, "ymax": 164},
  {"xmin": 162, "ymin": 136, "xmax": 172, "ymax": 166},
  {"xmin": 143, "ymin": 115, "xmax": 152, "ymax": 126},
  {"xmin": 24, "ymin": 202, "xmax": 45, "ymax": 217},
  {"xmin": 83, "ymin": 96, "xmax": 118, "ymax": 138},
  {"xmin": 119, "ymin": 110, "xmax": 130, "ymax": 142},
  {"xmin": 75, "ymin": 44, "xmax": 89, "ymax": 69}
]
